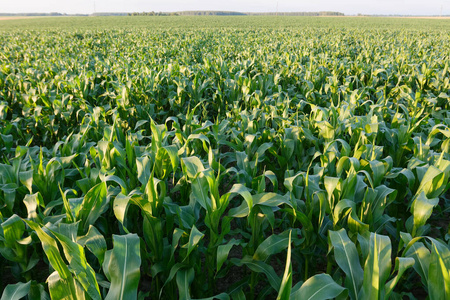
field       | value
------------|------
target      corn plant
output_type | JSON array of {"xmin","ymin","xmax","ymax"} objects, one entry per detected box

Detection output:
[{"xmin": 1, "ymin": 15, "xmax": 450, "ymax": 300}]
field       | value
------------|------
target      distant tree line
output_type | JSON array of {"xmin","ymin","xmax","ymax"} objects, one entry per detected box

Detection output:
[
  {"xmin": 0, "ymin": 12, "xmax": 88, "ymax": 16},
  {"xmin": 91, "ymin": 13, "xmax": 129, "ymax": 16},
  {"xmin": 177, "ymin": 11, "xmax": 245, "ymax": 16},
  {"xmin": 248, "ymin": 11, "xmax": 344, "ymax": 16},
  {"xmin": 128, "ymin": 11, "xmax": 344, "ymax": 17},
  {"xmin": 128, "ymin": 12, "xmax": 179, "ymax": 16},
  {"xmin": 0, "ymin": 11, "xmax": 344, "ymax": 18}
]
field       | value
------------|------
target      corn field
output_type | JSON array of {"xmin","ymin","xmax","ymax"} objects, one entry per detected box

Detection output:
[{"xmin": 0, "ymin": 16, "xmax": 450, "ymax": 300}]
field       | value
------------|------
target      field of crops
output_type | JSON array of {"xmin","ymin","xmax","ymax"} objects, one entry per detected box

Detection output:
[{"xmin": 1, "ymin": 16, "xmax": 450, "ymax": 299}]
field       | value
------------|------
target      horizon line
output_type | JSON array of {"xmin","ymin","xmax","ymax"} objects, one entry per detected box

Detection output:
[{"xmin": 2, "ymin": 11, "xmax": 450, "ymax": 17}]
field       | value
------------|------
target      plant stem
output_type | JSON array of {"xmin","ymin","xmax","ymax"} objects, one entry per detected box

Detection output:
[
  {"xmin": 304, "ymin": 255, "xmax": 309, "ymax": 281},
  {"xmin": 250, "ymin": 271, "xmax": 257, "ymax": 300},
  {"xmin": 326, "ymin": 254, "xmax": 333, "ymax": 275}
]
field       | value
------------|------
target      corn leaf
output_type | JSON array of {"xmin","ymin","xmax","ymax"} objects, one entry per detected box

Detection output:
[
  {"xmin": 103, "ymin": 234, "xmax": 141, "ymax": 300},
  {"xmin": 0, "ymin": 281, "xmax": 31, "ymax": 300},
  {"xmin": 291, "ymin": 274, "xmax": 347, "ymax": 300},
  {"xmin": 329, "ymin": 229, "xmax": 363, "ymax": 300}
]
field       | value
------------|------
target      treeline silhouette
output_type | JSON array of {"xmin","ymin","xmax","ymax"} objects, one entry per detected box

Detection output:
[
  {"xmin": 128, "ymin": 12, "xmax": 179, "ymax": 16},
  {"xmin": 128, "ymin": 11, "xmax": 344, "ymax": 16},
  {"xmin": 248, "ymin": 11, "xmax": 344, "ymax": 16},
  {"xmin": 0, "ymin": 12, "xmax": 88, "ymax": 16},
  {"xmin": 1, "ymin": 11, "xmax": 345, "ymax": 18}
]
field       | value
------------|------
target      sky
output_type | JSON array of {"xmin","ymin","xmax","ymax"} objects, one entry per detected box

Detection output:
[{"xmin": 2, "ymin": 0, "xmax": 450, "ymax": 16}]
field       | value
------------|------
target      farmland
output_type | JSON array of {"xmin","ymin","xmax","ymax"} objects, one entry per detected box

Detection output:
[{"xmin": 0, "ymin": 16, "xmax": 450, "ymax": 299}]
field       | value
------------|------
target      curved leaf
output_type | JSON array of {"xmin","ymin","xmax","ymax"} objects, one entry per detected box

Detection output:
[
  {"xmin": 51, "ymin": 230, "xmax": 101, "ymax": 300},
  {"xmin": 78, "ymin": 181, "xmax": 108, "ymax": 232},
  {"xmin": 253, "ymin": 230, "xmax": 290, "ymax": 261},
  {"xmin": 291, "ymin": 274, "xmax": 347, "ymax": 300},
  {"xmin": 0, "ymin": 281, "xmax": 31, "ymax": 300},
  {"xmin": 217, "ymin": 239, "xmax": 241, "ymax": 273},
  {"xmin": 232, "ymin": 256, "xmax": 281, "ymax": 292}
]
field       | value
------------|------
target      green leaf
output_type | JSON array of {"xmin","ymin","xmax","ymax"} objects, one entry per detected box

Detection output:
[
  {"xmin": 59, "ymin": 186, "xmax": 75, "ymax": 223},
  {"xmin": 194, "ymin": 293, "xmax": 231, "ymax": 300},
  {"xmin": 264, "ymin": 170, "xmax": 278, "ymax": 192},
  {"xmin": 0, "ymin": 281, "xmax": 31, "ymax": 300},
  {"xmin": 176, "ymin": 268, "xmax": 194, "ymax": 300},
  {"xmin": 28, "ymin": 282, "xmax": 50, "ymax": 300},
  {"xmin": 134, "ymin": 120, "xmax": 148, "ymax": 130},
  {"xmin": 103, "ymin": 175, "xmax": 128, "ymax": 194},
  {"xmin": 136, "ymin": 156, "xmax": 151, "ymax": 186},
  {"xmin": 19, "ymin": 170, "xmax": 33, "ymax": 194},
  {"xmin": 103, "ymin": 234, "xmax": 141, "ymax": 300},
  {"xmin": 368, "ymin": 160, "xmax": 385, "ymax": 187},
  {"xmin": 162, "ymin": 145, "xmax": 180, "ymax": 174},
  {"xmin": 348, "ymin": 210, "xmax": 369, "ymax": 235},
  {"xmin": 291, "ymin": 274, "xmax": 347, "ymax": 300},
  {"xmin": 217, "ymin": 239, "xmax": 240, "ymax": 273},
  {"xmin": 170, "ymin": 228, "xmax": 184, "ymax": 262},
  {"xmin": 159, "ymin": 263, "xmax": 185, "ymax": 298},
  {"xmin": 54, "ymin": 222, "xmax": 79, "ymax": 242},
  {"xmin": 23, "ymin": 192, "xmax": 43, "ymax": 222},
  {"xmin": 77, "ymin": 225, "xmax": 107, "ymax": 265},
  {"xmin": 1, "ymin": 214, "xmax": 25, "ymax": 247},
  {"xmin": 276, "ymin": 230, "xmax": 292, "ymax": 300},
  {"xmin": 232, "ymin": 256, "xmax": 281, "ymax": 292},
  {"xmin": 78, "ymin": 182, "xmax": 108, "ymax": 232},
  {"xmin": 143, "ymin": 213, "xmax": 164, "ymax": 261},
  {"xmin": 25, "ymin": 220, "xmax": 78, "ymax": 298},
  {"xmin": 359, "ymin": 233, "xmax": 392, "ymax": 300},
  {"xmin": 415, "ymin": 165, "xmax": 444, "ymax": 198},
  {"xmin": 113, "ymin": 193, "xmax": 131, "ymax": 233},
  {"xmin": 385, "ymin": 257, "xmax": 415, "ymax": 299},
  {"xmin": 329, "ymin": 229, "xmax": 363, "ymax": 300},
  {"xmin": 324, "ymin": 176, "xmax": 340, "ymax": 208},
  {"xmin": 228, "ymin": 184, "xmax": 253, "ymax": 213},
  {"xmin": 228, "ymin": 281, "xmax": 249, "ymax": 300},
  {"xmin": 370, "ymin": 185, "xmax": 397, "ymax": 228},
  {"xmin": 182, "ymin": 156, "xmax": 205, "ymax": 179},
  {"xmin": 333, "ymin": 199, "xmax": 355, "ymax": 225},
  {"xmin": 284, "ymin": 172, "xmax": 304, "ymax": 192},
  {"xmin": 51, "ymin": 230, "xmax": 102, "ymax": 300},
  {"xmin": 256, "ymin": 142, "xmax": 273, "ymax": 157},
  {"xmin": 184, "ymin": 225, "xmax": 204, "ymax": 260},
  {"xmin": 252, "ymin": 193, "xmax": 292, "ymax": 208},
  {"xmin": 192, "ymin": 175, "xmax": 211, "ymax": 211},
  {"xmin": 228, "ymin": 201, "xmax": 250, "ymax": 218},
  {"xmin": 401, "ymin": 233, "xmax": 430, "ymax": 285},
  {"xmin": 25, "ymin": 221, "xmax": 70, "ymax": 278},
  {"xmin": 0, "ymin": 163, "xmax": 15, "ymax": 184},
  {"xmin": 47, "ymin": 271, "xmax": 83, "ymax": 300},
  {"xmin": 428, "ymin": 238, "xmax": 450, "ymax": 300},
  {"xmin": 411, "ymin": 191, "xmax": 439, "ymax": 236},
  {"xmin": 253, "ymin": 230, "xmax": 290, "ymax": 261}
]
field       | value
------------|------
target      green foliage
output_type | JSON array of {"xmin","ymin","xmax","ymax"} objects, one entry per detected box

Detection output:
[
  {"xmin": 103, "ymin": 234, "xmax": 141, "ymax": 300},
  {"xmin": 1, "ymin": 16, "xmax": 450, "ymax": 299}
]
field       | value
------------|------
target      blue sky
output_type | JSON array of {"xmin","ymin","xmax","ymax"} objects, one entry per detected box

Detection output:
[{"xmin": 2, "ymin": 0, "xmax": 449, "ymax": 16}]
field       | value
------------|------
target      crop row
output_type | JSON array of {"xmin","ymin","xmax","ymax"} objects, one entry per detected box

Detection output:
[{"xmin": 0, "ymin": 21, "xmax": 449, "ymax": 299}]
